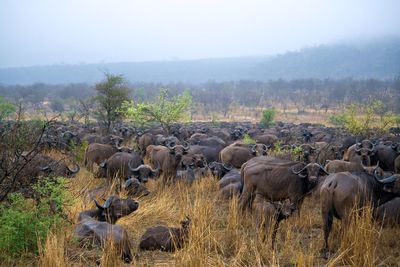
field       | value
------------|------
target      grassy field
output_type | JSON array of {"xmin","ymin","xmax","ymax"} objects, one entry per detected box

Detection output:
[{"xmin": 27, "ymin": 149, "xmax": 400, "ymax": 267}]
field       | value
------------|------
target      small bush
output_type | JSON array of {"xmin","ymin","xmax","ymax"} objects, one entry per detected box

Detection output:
[
  {"xmin": 260, "ymin": 108, "xmax": 276, "ymax": 128},
  {"xmin": 70, "ymin": 140, "xmax": 89, "ymax": 164},
  {"xmin": 242, "ymin": 134, "xmax": 256, "ymax": 145},
  {"xmin": 0, "ymin": 177, "xmax": 71, "ymax": 262}
]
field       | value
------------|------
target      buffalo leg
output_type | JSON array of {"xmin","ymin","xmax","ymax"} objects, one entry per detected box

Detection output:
[
  {"xmin": 321, "ymin": 210, "xmax": 333, "ymax": 258},
  {"xmin": 238, "ymin": 185, "xmax": 255, "ymax": 212}
]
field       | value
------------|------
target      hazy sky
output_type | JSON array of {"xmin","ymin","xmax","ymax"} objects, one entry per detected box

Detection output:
[{"xmin": 1, "ymin": 0, "xmax": 399, "ymax": 68}]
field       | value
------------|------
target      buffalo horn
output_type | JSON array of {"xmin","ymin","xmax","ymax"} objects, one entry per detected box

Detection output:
[
  {"xmin": 374, "ymin": 171, "xmax": 399, "ymax": 184},
  {"xmin": 182, "ymin": 141, "xmax": 190, "ymax": 151},
  {"xmin": 150, "ymin": 161, "xmax": 160, "ymax": 174},
  {"xmin": 292, "ymin": 165, "xmax": 307, "ymax": 175},
  {"xmin": 67, "ymin": 164, "xmax": 80, "ymax": 174},
  {"xmin": 128, "ymin": 160, "xmax": 141, "ymax": 173},
  {"xmin": 223, "ymin": 163, "xmax": 233, "ymax": 171},
  {"xmin": 94, "ymin": 199, "xmax": 104, "ymax": 210}
]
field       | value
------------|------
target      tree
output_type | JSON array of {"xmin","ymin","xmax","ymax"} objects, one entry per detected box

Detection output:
[
  {"xmin": 94, "ymin": 73, "xmax": 130, "ymax": 133},
  {"xmin": 123, "ymin": 89, "xmax": 192, "ymax": 134},
  {"xmin": 0, "ymin": 97, "xmax": 16, "ymax": 121}
]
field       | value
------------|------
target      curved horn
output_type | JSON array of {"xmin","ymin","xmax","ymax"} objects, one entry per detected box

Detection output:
[
  {"xmin": 182, "ymin": 141, "xmax": 190, "ymax": 151},
  {"xmin": 166, "ymin": 141, "xmax": 175, "ymax": 149},
  {"xmin": 40, "ymin": 165, "xmax": 51, "ymax": 172},
  {"xmin": 355, "ymin": 142, "xmax": 362, "ymax": 152},
  {"xmin": 319, "ymin": 164, "xmax": 330, "ymax": 175},
  {"xmin": 223, "ymin": 163, "xmax": 233, "ymax": 171},
  {"xmin": 262, "ymin": 144, "xmax": 268, "ymax": 151},
  {"xmin": 67, "ymin": 164, "xmax": 80, "ymax": 174},
  {"xmin": 94, "ymin": 199, "xmax": 104, "ymax": 210},
  {"xmin": 374, "ymin": 172, "xmax": 399, "ymax": 184},
  {"xmin": 150, "ymin": 161, "xmax": 160, "ymax": 174},
  {"xmin": 128, "ymin": 160, "xmax": 141, "ymax": 173},
  {"xmin": 251, "ymin": 144, "xmax": 257, "ymax": 153},
  {"xmin": 292, "ymin": 164, "xmax": 307, "ymax": 175},
  {"xmin": 99, "ymin": 160, "xmax": 107, "ymax": 168},
  {"xmin": 103, "ymin": 196, "xmax": 114, "ymax": 208}
]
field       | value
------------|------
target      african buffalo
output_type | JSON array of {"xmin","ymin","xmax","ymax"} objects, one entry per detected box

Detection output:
[
  {"xmin": 75, "ymin": 196, "xmax": 139, "ymax": 262},
  {"xmin": 239, "ymin": 156, "xmax": 329, "ymax": 214},
  {"xmin": 220, "ymin": 142, "xmax": 268, "ymax": 168},
  {"xmin": 374, "ymin": 197, "xmax": 400, "ymax": 226},
  {"xmin": 372, "ymin": 142, "xmax": 399, "ymax": 172},
  {"xmin": 84, "ymin": 142, "xmax": 133, "ymax": 171},
  {"xmin": 97, "ymin": 152, "xmax": 143, "ymax": 187},
  {"xmin": 139, "ymin": 217, "xmax": 191, "ymax": 252},
  {"xmin": 254, "ymin": 197, "xmax": 296, "ymax": 247},
  {"xmin": 124, "ymin": 178, "xmax": 150, "ymax": 197},
  {"xmin": 319, "ymin": 172, "xmax": 400, "ymax": 257},
  {"xmin": 147, "ymin": 143, "xmax": 190, "ymax": 180}
]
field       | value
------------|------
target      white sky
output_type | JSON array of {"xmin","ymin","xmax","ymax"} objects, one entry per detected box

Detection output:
[{"xmin": 0, "ymin": 0, "xmax": 399, "ymax": 68}]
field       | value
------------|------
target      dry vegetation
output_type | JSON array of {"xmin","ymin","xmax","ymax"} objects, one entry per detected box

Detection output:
[{"xmin": 24, "ymin": 150, "xmax": 400, "ymax": 267}]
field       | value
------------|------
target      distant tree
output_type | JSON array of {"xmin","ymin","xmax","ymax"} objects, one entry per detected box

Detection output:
[
  {"xmin": 94, "ymin": 73, "xmax": 130, "ymax": 133},
  {"xmin": 50, "ymin": 98, "xmax": 65, "ymax": 113},
  {"xmin": 123, "ymin": 89, "xmax": 192, "ymax": 134},
  {"xmin": 260, "ymin": 108, "xmax": 276, "ymax": 128},
  {"xmin": 0, "ymin": 97, "xmax": 16, "ymax": 121},
  {"xmin": 77, "ymin": 98, "xmax": 94, "ymax": 124}
]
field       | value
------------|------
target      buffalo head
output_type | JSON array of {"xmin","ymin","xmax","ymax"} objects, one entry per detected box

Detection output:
[
  {"xmin": 251, "ymin": 144, "xmax": 269, "ymax": 156},
  {"xmin": 292, "ymin": 162, "xmax": 330, "ymax": 183},
  {"xmin": 93, "ymin": 195, "xmax": 139, "ymax": 224},
  {"xmin": 124, "ymin": 178, "xmax": 150, "ymax": 197},
  {"xmin": 167, "ymin": 142, "xmax": 190, "ymax": 159},
  {"xmin": 128, "ymin": 160, "xmax": 159, "ymax": 183},
  {"xmin": 374, "ymin": 173, "xmax": 400, "ymax": 194},
  {"xmin": 208, "ymin": 161, "xmax": 233, "ymax": 179},
  {"xmin": 355, "ymin": 139, "xmax": 375, "ymax": 165}
]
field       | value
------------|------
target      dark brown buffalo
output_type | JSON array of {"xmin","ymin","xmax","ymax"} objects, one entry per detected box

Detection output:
[
  {"xmin": 181, "ymin": 153, "xmax": 207, "ymax": 169},
  {"xmin": 139, "ymin": 217, "xmax": 191, "ymax": 252},
  {"xmin": 239, "ymin": 156, "xmax": 329, "ymax": 213},
  {"xmin": 124, "ymin": 178, "xmax": 150, "ymax": 197},
  {"xmin": 97, "ymin": 152, "xmax": 143, "ymax": 184},
  {"xmin": 138, "ymin": 133, "xmax": 154, "ymax": 156},
  {"xmin": 218, "ymin": 168, "xmax": 242, "ymax": 199},
  {"xmin": 314, "ymin": 142, "xmax": 342, "ymax": 164},
  {"xmin": 372, "ymin": 142, "xmax": 399, "ymax": 172},
  {"xmin": 75, "ymin": 196, "xmax": 139, "ymax": 262},
  {"xmin": 17, "ymin": 154, "xmax": 80, "ymax": 189},
  {"xmin": 254, "ymin": 197, "xmax": 296, "ymax": 247},
  {"xmin": 343, "ymin": 140, "xmax": 375, "ymax": 165},
  {"xmin": 220, "ymin": 142, "xmax": 268, "ymax": 168},
  {"xmin": 324, "ymin": 159, "xmax": 362, "ymax": 173},
  {"xmin": 374, "ymin": 197, "xmax": 400, "ymax": 226},
  {"xmin": 319, "ymin": 172, "xmax": 400, "ymax": 258},
  {"xmin": 82, "ymin": 134, "xmax": 123, "ymax": 146},
  {"xmin": 147, "ymin": 143, "xmax": 190, "ymax": 179},
  {"xmin": 84, "ymin": 142, "xmax": 132, "ymax": 171},
  {"xmin": 208, "ymin": 161, "xmax": 234, "ymax": 179},
  {"xmin": 254, "ymin": 134, "xmax": 278, "ymax": 148},
  {"xmin": 128, "ymin": 162, "xmax": 159, "ymax": 183}
]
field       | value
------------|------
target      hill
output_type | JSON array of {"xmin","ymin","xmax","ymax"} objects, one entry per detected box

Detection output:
[{"xmin": 0, "ymin": 38, "xmax": 399, "ymax": 85}]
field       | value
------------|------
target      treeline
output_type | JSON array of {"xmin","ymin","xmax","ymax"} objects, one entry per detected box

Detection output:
[
  {"xmin": 1, "ymin": 78, "xmax": 399, "ymax": 116},
  {"xmin": 0, "ymin": 38, "xmax": 399, "ymax": 85}
]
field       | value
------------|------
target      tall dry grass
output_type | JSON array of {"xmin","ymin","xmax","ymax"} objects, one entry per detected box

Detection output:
[{"xmin": 29, "ymin": 154, "xmax": 400, "ymax": 266}]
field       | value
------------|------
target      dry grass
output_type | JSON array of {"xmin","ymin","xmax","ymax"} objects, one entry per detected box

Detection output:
[
  {"xmin": 26, "ymin": 158, "xmax": 399, "ymax": 267},
  {"xmin": 6, "ymin": 150, "xmax": 396, "ymax": 266}
]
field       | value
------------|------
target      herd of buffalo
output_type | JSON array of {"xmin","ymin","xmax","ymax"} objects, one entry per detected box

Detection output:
[{"xmin": 7, "ymin": 120, "xmax": 400, "ymax": 262}]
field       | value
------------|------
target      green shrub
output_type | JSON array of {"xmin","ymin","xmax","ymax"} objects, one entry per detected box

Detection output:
[
  {"xmin": 260, "ymin": 108, "xmax": 276, "ymax": 128},
  {"xmin": 70, "ymin": 140, "xmax": 89, "ymax": 164},
  {"xmin": 0, "ymin": 177, "xmax": 71, "ymax": 262},
  {"xmin": 328, "ymin": 113, "xmax": 348, "ymax": 126},
  {"xmin": 328, "ymin": 101, "xmax": 397, "ymax": 135},
  {"xmin": 242, "ymin": 134, "xmax": 256, "ymax": 145}
]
